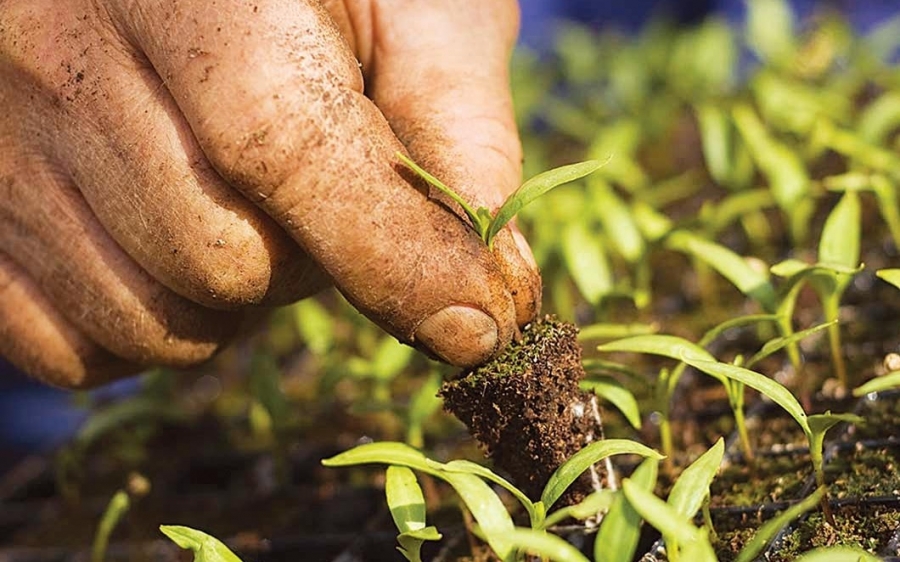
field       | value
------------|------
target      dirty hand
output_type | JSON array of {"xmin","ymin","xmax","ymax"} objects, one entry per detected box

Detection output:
[{"xmin": 0, "ymin": 0, "xmax": 541, "ymax": 387}]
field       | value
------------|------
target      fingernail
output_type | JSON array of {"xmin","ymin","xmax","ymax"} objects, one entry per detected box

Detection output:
[
  {"xmin": 510, "ymin": 227, "xmax": 539, "ymax": 271},
  {"xmin": 415, "ymin": 305, "xmax": 499, "ymax": 367}
]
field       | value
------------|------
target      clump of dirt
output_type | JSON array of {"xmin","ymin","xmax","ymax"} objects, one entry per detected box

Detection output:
[{"xmin": 440, "ymin": 316, "xmax": 606, "ymax": 505}]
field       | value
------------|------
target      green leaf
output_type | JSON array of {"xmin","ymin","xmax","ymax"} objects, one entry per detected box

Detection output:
[
  {"xmin": 442, "ymin": 459, "xmax": 539, "ymax": 528},
  {"xmin": 561, "ymin": 221, "xmax": 613, "ymax": 305},
  {"xmin": 667, "ymin": 438, "xmax": 724, "ymax": 520},
  {"xmin": 292, "ymin": 298, "xmax": 334, "ymax": 355},
  {"xmin": 160, "ymin": 526, "xmax": 244, "ymax": 562},
  {"xmin": 395, "ymin": 152, "xmax": 490, "ymax": 238},
  {"xmin": 542, "ymin": 490, "xmax": 616, "ymax": 529},
  {"xmin": 877, "ymin": 268, "xmax": 900, "ymax": 290},
  {"xmin": 386, "ymin": 467, "xmax": 440, "ymax": 562},
  {"xmin": 736, "ymin": 487, "xmax": 825, "ymax": 562},
  {"xmin": 746, "ymin": 0, "xmax": 796, "ymax": 66},
  {"xmin": 665, "ymin": 230, "xmax": 776, "ymax": 311},
  {"xmin": 541, "ymin": 439, "xmax": 663, "ymax": 511},
  {"xmin": 732, "ymin": 104, "xmax": 810, "ymax": 214},
  {"xmin": 819, "ymin": 191, "xmax": 861, "ymax": 269},
  {"xmin": 371, "ymin": 337, "xmax": 415, "ymax": 381},
  {"xmin": 621, "ymin": 480, "xmax": 713, "ymax": 559},
  {"xmin": 793, "ymin": 546, "xmax": 882, "ymax": 562},
  {"xmin": 680, "ymin": 357, "xmax": 810, "ymax": 436},
  {"xmin": 487, "ymin": 159, "xmax": 604, "ymax": 246},
  {"xmin": 807, "ymin": 413, "xmax": 864, "ymax": 437},
  {"xmin": 578, "ymin": 322, "xmax": 658, "ymax": 341},
  {"xmin": 595, "ymin": 459, "xmax": 658, "ymax": 562},
  {"xmin": 386, "ymin": 466, "xmax": 427, "ymax": 533},
  {"xmin": 323, "ymin": 443, "xmax": 514, "ymax": 560},
  {"xmin": 440, "ymin": 471, "xmax": 515, "ymax": 560},
  {"xmin": 503, "ymin": 528, "xmax": 591, "ymax": 562},
  {"xmin": 853, "ymin": 371, "xmax": 900, "ymax": 396},
  {"xmin": 746, "ymin": 320, "xmax": 837, "ymax": 368},
  {"xmin": 590, "ymin": 178, "xmax": 645, "ymax": 262},
  {"xmin": 771, "ymin": 258, "xmax": 813, "ymax": 278},
  {"xmin": 598, "ymin": 334, "xmax": 715, "ymax": 363},
  {"xmin": 580, "ymin": 377, "xmax": 642, "ymax": 429},
  {"xmin": 322, "ymin": 442, "xmax": 436, "ymax": 475},
  {"xmin": 397, "ymin": 527, "xmax": 442, "ymax": 562}
]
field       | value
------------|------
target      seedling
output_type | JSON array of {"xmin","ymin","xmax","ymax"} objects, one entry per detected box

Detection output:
[
  {"xmin": 396, "ymin": 152, "xmax": 603, "ymax": 249},
  {"xmin": 679, "ymin": 355, "xmax": 863, "ymax": 522},
  {"xmin": 160, "ymin": 525, "xmax": 243, "ymax": 562},
  {"xmin": 771, "ymin": 189, "xmax": 863, "ymax": 387},
  {"xmin": 852, "ymin": 370, "xmax": 900, "ymax": 396},
  {"xmin": 92, "ymin": 491, "xmax": 129, "ymax": 562}
]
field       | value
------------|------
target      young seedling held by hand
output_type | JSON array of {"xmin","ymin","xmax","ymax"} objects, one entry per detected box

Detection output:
[{"xmin": 396, "ymin": 152, "xmax": 604, "ymax": 249}]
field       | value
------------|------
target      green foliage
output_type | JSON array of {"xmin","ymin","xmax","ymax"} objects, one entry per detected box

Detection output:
[
  {"xmin": 396, "ymin": 152, "xmax": 603, "ymax": 249},
  {"xmin": 92, "ymin": 491, "xmax": 130, "ymax": 562},
  {"xmin": 852, "ymin": 371, "xmax": 900, "ymax": 396},
  {"xmin": 160, "ymin": 526, "xmax": 244, "ymax": 562},
  {"xmin": 594, "ymin": 458, "xmax": 658, "ymax": 562},
  {"xmin": 735, "ymin": 487, "xmax": 826, "ymax": 562},
  {"xmin": 385, "ymin": 466, "xmax": 441, "ymax": 562}
]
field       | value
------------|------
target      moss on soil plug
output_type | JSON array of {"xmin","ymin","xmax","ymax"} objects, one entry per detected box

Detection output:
[{"xmin": 440, "ymin": 316, "xmax": 607, "ymax": 505}]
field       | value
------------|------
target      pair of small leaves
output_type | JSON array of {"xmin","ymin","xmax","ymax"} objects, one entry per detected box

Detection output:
[{"xmin": 396, "ymin": 152, "xmax": 604, "ymax": 249}]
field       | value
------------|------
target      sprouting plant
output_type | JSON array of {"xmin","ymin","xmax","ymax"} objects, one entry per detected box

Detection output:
[
  {"xmin": 396, "ymin": 152, "xmax": 604, "ymax": 249},
  {"xmin": 678, "ymin": 354, "xmax": 863, "ymax": 522},
  {"xmin": 771, "ymin": 189, "xmax": 863, "ymax": 387},
  {"xmin": 161, "ymin": 525, "xmax": 244, "ymax": 562},
  {"xmin": 92, "ymin": 491, "xmax": 129, "ymax": 562},
  {"xmin": 322, "ymin": 439, "xmax": 662, "ymax": 560},
  {"xmin": 92, "ymin": 474, "xmax": 151, "ymax": 562}
]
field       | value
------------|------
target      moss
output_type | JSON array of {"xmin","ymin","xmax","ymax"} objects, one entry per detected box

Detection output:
[{"xmin": 440, "ymin": 316, "xmax": 606, "ymax": 504}]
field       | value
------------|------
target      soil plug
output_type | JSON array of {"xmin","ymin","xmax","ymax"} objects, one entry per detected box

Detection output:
[{"xmin": 440, "ymin": 316, "xmax": 608, "ymax": 505}]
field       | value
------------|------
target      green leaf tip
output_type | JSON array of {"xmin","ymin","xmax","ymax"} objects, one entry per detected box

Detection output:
[{"xmin": 160, "ymin": 525, "xmax": 244, "ymax": 562}]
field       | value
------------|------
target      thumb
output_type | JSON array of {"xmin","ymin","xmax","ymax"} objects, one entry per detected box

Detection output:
[{"xmin": 359, "ymin": 0, "xmax": 542, "ymax": 328}]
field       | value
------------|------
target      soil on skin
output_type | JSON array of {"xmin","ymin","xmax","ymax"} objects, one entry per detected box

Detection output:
[{"xmin": 440, "ymin": 316, "xmax": 606, "ymax": 505}]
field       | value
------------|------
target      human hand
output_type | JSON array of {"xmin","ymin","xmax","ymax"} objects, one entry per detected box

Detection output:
[{"xmin": 0, "ymin": 0, "xmax": 541, "ymax": 387}]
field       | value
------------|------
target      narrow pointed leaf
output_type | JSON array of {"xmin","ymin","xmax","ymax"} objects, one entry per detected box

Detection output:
[
  {"xmin": 442, "ymin": 459, "xmax": 538, "ymax": 527},
  {"xmin": 853, "ymin": 371, "xmax": 900, "ymax": 396},
  {"xmin": 160, "ymin": 526, "xmax": 244, "ymax": 562},
  {"xmin": 441, "ymin": 472, "xmax": 515, "ymax": 560},
  {"xmin": 542, "ymin": 490, "xmax": 616, "ymax": 529},
  {"xmin": 598, "ymin": 334, "xmax": 715, "ymax": 363},
  {"xmin": 595, "ymin": 459, "xmax": 658, "ymax": 562},
  {"xmin": 621, "ymin": 480, "xmax": 700, "ymax": 546},
  {"xmin": 736, "ymin": 487, "xmax": 824, "ymax": 562},
  {"xmin": 877, "ymin": 268, "xmax": 900, "ymax": 290},
  {"xmin": 322, "ymin": 442, "xmax": 436, "ymax": 475},
  {"xmin": 487, "ymin": 160, "xmax": 604, "ymax": 244},
  {"xmin": 541, "ymin": 439, "xmax": 663, "ymax": 510},
  {"xmin": 395, "ymin": 152, "xmax": 487, "ymax": 237},
  {"xmin": 793, "ymin": 546, "xmax": 881, "ymax": 562},
  {"xmin": 386, "ymin": 466, "xmax": 426, "ymax": 533},
  {"xmin": 680, "ymin": 356, "xmax": 810, "ymax": 435},
  {"xmin": 503, "ymin": 528, "xmax": 591, "ymax": 562},
  {"xmin": 561, "ymin": 221, "xmax": 613, "ymax": 304},
  {"xmin": 668, "ymin": 438, "xmax": 724, "ymax": 519},
  {"xmin": 746, "ymin": 320, "xmax": 836, "ymax": 368},
  {"xmin": 807, "ymin": 412, "xmax": 864, "ymax": 436},
  {"xmin": 581, "ymin": 377, "xmax": 642, "ymax": 429},
  {"xmin": 665, "ymin": 230, "xmax": 776, "ymax": 311},
  {"xmin": 819, "ymin": 191, "xmax": 861, "ymax": 269}
]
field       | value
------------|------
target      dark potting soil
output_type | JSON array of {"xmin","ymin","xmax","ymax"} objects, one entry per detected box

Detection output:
[{"xmin": 440, "ymin": 316, "xmax": 607, "ymax": 505}]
